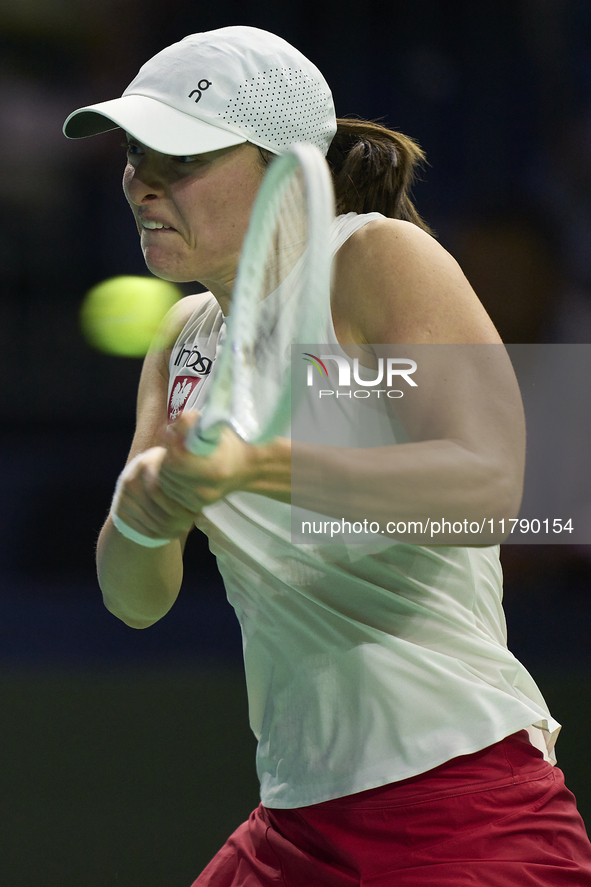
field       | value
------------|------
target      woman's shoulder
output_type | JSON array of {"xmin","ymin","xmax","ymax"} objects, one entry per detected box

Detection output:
[
  {"xmin": 337, "ymin": 216, "xmax": 443, "ymax": 267},
  {"xmin": 331, "ymin": 211, "xmax": 386, "ymax": 254},
  {"xmin": 332, "ymin": 218, "xmax": 502, "ymax": 345}
]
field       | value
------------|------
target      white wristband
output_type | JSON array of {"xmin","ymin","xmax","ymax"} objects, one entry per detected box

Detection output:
[{"xmin": 110, "ymin": 453, "xmax": 173, "ymax": 548}]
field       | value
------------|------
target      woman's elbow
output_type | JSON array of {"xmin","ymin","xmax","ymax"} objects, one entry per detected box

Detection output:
[{"xmin": 101, "ymin": 589, "xmax": 171, "ymax": 629}]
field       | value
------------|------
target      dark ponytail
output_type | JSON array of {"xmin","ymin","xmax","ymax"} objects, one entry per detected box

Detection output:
[{"xmin": 326, "ymin": 118, "xmax": 433, "ymax": 235}]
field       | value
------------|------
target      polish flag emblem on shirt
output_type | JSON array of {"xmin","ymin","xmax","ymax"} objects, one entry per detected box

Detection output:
[{"xmin": 168, "ymin": 376, "xmax": 201, "ymax": 422}]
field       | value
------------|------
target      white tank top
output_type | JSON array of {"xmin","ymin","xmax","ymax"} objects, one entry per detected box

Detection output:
[{"xmin": 168, "ymin": 213, "xmax": 560, "ymax": 809}]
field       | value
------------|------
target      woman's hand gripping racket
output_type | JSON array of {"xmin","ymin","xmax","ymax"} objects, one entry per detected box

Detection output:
[{"xmin": 111, "ymin": 144, "xmax": 335, "ymax": 547}]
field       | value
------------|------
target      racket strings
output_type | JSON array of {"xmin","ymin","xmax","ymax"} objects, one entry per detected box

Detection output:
[
  {"xmin": 248, "ymin": 179, "xmax": 308, "ymax": 348},
  {"xmin": 236, "ymin": 171, "xmax": 312, "ymax": 438}
]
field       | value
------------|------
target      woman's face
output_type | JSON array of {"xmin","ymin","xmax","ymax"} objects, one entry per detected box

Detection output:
[{"xmin": 122, "ymin": 138, "xmax": 265, "ymax": 302}]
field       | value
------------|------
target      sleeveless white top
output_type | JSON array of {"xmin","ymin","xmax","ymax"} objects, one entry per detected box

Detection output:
[{"xmin": 168, "ymin": 213, "xmax": 560, "ymax": 809}]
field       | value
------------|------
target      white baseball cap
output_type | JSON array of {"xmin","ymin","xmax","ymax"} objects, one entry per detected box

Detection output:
[{"xmin": 63, "ymin": 26, "xmax": 336, "ymax": 156}]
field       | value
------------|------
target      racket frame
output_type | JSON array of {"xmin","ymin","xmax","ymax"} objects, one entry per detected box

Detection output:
[
  {"xmin": 113, "ymin": 144, "xmax": 335, "ymax": 546},
  {"xmin": 186, "ymin": 144, "xmax": 335, "ymax": 455}
]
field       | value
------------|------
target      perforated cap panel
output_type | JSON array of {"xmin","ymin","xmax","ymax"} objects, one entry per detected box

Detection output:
[{"xmin": 221, "ymin": 67, "xmax": 334, "ymax": 154}]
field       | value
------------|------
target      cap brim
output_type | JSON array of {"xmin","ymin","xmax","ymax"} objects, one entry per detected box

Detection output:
[{"xmin": 63, "ymin": 94, "xmax": 247, "ymax": 155}]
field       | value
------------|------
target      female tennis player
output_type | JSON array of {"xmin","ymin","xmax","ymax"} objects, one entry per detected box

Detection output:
[{"xmin": 64, "ymin": 26, "xmax": 591, "ymax": 886}]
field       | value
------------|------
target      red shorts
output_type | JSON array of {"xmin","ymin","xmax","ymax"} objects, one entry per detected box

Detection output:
[{"xmin": 192, "ymin": 731, "xmax": 591, "ymax": 886}]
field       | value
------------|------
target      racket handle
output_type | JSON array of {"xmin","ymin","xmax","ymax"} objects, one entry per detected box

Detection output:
[{"xmin": 185, "ymin": 420, "xmax": 223, "ymax": 456}]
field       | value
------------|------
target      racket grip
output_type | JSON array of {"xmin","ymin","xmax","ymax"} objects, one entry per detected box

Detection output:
[{"xmin": 185, "ymin": 420, "xmax": 223, "ymax": 456}]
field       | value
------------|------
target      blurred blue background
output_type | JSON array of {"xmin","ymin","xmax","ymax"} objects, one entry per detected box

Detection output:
[{"xmin": 1, "ymin": 1, "xmax": 591, "ymax": 884}]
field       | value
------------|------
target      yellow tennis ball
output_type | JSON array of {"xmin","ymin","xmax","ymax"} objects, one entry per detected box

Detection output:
[{"xmin": 80, "ymin": 276, "xmax": 181, "ymax": 357}]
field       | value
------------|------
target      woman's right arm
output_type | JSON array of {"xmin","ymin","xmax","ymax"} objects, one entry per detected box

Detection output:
[{"xmin": 96, "ymin": 295, "xmax": 205, "ymax": 629}]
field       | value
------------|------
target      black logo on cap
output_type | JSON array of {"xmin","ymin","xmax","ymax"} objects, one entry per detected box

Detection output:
[{"xmin": 189, "ymin": 80, "xmax": 212, "ymax": 103}]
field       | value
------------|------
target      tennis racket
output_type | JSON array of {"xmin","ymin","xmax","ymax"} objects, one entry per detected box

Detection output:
[{"xmin": 112, "ymin": 143, "xmax": 335, "ymax": 547}]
